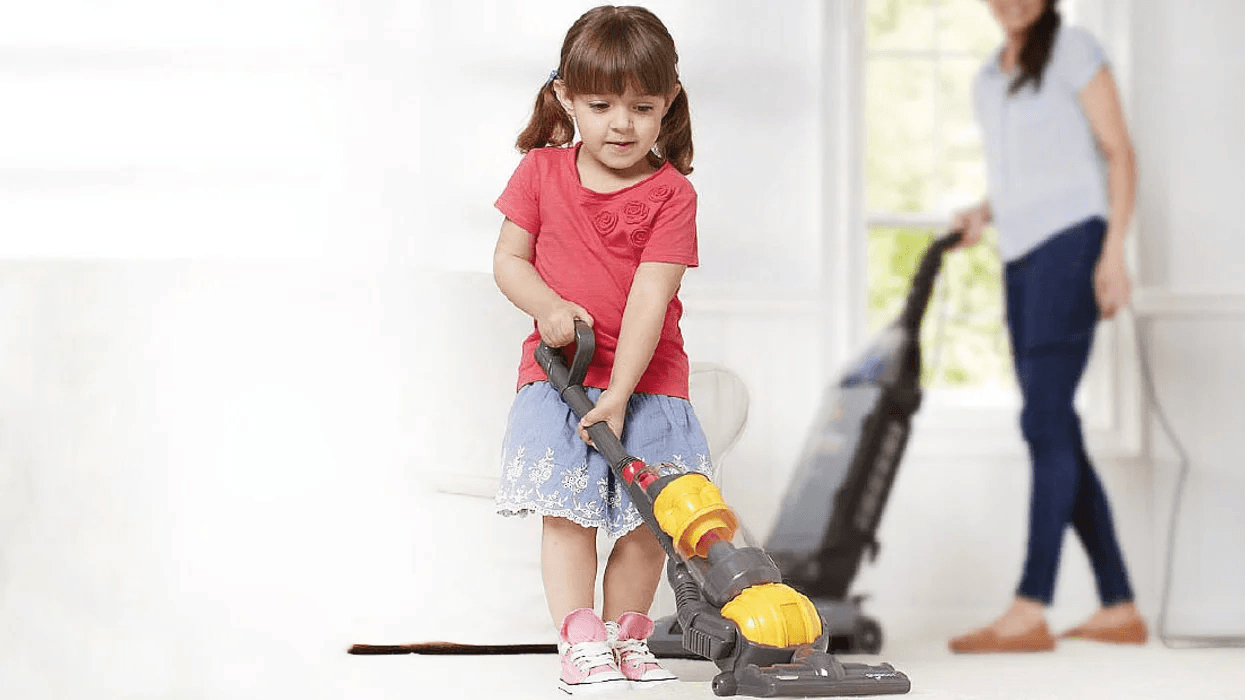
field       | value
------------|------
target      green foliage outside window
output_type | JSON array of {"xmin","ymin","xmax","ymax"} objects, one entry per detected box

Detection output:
[
  {"xmin": 865, "ymin": 0, "xmax": 1012, "ymax": 389},
  {"xmin": 867, "ymin": 226, "xmax": 1013, "ymax": 388}
]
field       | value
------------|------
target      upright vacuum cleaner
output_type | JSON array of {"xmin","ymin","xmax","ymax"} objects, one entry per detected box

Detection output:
[
  {"xmin": 536, "ymin": 323, "xmax": 912, "ymax": 697},
  {"xmin": 649, "ymin": 230, "xmax": 963, "ymax": 657}
]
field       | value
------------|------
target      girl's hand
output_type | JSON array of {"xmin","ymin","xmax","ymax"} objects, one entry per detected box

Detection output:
[
  {"xmin": 1095, "ymin": 243, "xmax": 1132, "ymax": 319},
  {"xmin": 578, "ymin": 390, "xmax": 627, "ymax": 447},
  {"xmin": 537, "ymin": 301, "xmax": 594, "ymax": 348},
  {"xmin": 951, "ymin": 203, "xmax": 990, "ymax": 250}
]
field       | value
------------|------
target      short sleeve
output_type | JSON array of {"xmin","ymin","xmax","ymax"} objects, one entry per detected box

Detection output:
[
  {"xmin": 1054, "ymin": 25, "xmax": 1108, "ymax": 92},
  {"xmin": 639, "ymin": 179, "xmax": 698, "ymax": 268},
  {"xmin": 494, "ymin": 151, "xmax": 542, "ymax": 235}
]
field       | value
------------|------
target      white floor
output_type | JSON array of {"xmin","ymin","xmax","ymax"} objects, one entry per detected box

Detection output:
[
  {"xmin": 342, "ymin": 638, "xmax": 1245, "ymax": 700},
  {"xmin": 334, "ymin": 485, "xmax": 1245, "ymax": 700}
]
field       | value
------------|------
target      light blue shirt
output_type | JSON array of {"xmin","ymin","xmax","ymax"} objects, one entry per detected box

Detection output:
[{"xmin": 974, "ymin": 25, "xmax": 1110, "ymax": 262}]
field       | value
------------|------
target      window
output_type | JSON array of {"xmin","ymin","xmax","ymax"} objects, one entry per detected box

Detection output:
[
  {"xmin": 864, "ymin": 0, "xmax": 1013, "ymax": 406},
  {"xmin": 857, "ymin": 0, "xmax": 1137, "ymax": 455}
]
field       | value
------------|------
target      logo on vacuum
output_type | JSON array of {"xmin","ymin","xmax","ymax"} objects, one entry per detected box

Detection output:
[{"xmin": 855, "ymin": 420, "xmax": 906, "ymax": 532}]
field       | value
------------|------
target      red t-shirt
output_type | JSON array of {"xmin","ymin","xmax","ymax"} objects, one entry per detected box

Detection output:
[{"xmin": 495, "ymin": 144, "xmax": 699, "ymax": 399}]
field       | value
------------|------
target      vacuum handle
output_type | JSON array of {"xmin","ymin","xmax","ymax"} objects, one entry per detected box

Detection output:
[
  {"xmin": 534, "ymin": 319, "xmax": 594, "ymax": 389},
  {"xmin": 899, "ymin": 229, "xmax": 963, "ymax": 333},
  {"xmin": 933, "ymin": 229, "xmax": 964, "ymax": 251},
  {"xmin": 534, "ymin": 320, "xmax": 631, "ymax": 467}
]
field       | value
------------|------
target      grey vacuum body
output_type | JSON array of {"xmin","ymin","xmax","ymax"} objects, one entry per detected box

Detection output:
[{"xmin": 650, "ymin": 231, "xmax": 961, "ymax": 657}]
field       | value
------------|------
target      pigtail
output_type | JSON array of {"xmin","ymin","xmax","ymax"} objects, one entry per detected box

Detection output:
[
  {"xmin": 649, "ymin": 85, "xmax": 694, "ymax": 175},
  {"xmin": 516, "ymin": 79, "xmax": 575, "ymax": 153},
  {"xmin": 1009, "ymin": 1, "xmax": 1061, "ymax": 95}
]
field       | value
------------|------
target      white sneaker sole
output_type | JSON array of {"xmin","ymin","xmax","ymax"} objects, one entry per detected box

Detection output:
[
  {"xmin": 627, "ymin": 676, "xmax": 679, "ymax": 690},
  {"xmin": 558, "ymin": 676, "xmax": 630, "ymax": 695}
]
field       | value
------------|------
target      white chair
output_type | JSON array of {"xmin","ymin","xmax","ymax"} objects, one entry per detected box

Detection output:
[{"xmin": 687, "ymin": 362, "xmax": 750, "ymax": 482}]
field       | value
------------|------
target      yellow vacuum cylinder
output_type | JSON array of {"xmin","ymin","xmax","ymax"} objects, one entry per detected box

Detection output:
[
  {"xmin": 720, "ymin": 583, "xmax": 823, "ymax": 648},
  {"xmin": 651, "ymin": 473, "xmax": 738, "ymax": 559}
]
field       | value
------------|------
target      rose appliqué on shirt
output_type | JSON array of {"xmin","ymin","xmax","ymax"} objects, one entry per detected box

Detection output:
[
  {"xmin": 629, "ymin": 227, "xmax": 652, "ymax": 247},
  {"xmin": 593, "ymin": 210, "xmax": 618, "ymax": 235},
  {"xmin": 648, "ymin": 184, "xmax": 675, "ymax": 203},
  {"xmin": 623, "ymin": 200, "xmax": 649, "ymax": 224}
]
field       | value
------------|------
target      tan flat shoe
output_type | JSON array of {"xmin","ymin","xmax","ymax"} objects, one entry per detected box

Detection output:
[
  {"xmin": 1060, "ymin": 618, "xmax": 1148, "ymax": 645},
  {"xmin": 948, "ymin": 621, "xmax": 1056, "ymax": 654}
]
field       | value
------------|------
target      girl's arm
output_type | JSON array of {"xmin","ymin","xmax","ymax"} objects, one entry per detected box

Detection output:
[
  {"xmin": 577, "ymin": 261, "xmax": 686, "ymax": 443},
  {"xmin": 1079, "ymin": 66, "xmax": 1136, "ymax": 319},
  {"xmin": 493, "ymin": 218, "xmax": 593, "ymax": 347}
]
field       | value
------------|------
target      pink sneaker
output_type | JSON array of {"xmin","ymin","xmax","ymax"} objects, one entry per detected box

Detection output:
[
  {"xmin": 558, "ymin": 608, "xmax": 627, "ymax": 694},
  {"xmin": 607, "ymin": 612, "xmax": 678, "ymax": 687}
]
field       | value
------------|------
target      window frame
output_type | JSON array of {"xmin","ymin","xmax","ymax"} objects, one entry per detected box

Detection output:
[{"xmin": 826, "ymin": 0, "xmax": 1142, "ymax": 459}]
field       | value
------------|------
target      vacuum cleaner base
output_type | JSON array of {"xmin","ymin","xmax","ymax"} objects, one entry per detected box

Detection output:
[{"xmin": 649, "ymin": 596, "xmax": 883, "ymax": 659}]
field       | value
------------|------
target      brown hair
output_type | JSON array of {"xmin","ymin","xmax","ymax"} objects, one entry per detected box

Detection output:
[
  {"xmin": 1009, "ymin": 0, "xmax": 1061, "ymax": 95},
  {"xmin": 516, "ymin": 5, "xmax": 694, "ymax": 175}
]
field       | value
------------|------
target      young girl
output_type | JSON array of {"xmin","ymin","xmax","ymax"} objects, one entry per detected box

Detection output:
[{"xmin": 491, "ymin": 5, "xmax": 711, "ymax": 693}]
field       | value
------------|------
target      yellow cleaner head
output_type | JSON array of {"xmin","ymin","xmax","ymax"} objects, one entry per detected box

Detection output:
[
  {"xmin": 720, "ymin": 583, "xmax": 823, "ymax": 648},
  {"xmin": 651, "ymin": 473, "xmax": 738, "ymax": 559}
]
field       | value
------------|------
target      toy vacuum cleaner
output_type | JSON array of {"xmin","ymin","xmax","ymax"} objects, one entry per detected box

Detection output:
[
  {"xmin": 349, "ymin": 230, "xmax": 962, "ymax": 696},
  {"xmin": 536, "ymin": 322, "xmax": 912, "ymax": 697},
  {"xmin": 647, "ymin": 229, "xmax": 964, "ymax": 658}
]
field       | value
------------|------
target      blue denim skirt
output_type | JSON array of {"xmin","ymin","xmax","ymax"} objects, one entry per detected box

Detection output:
[{"xmin": 495, "ymin": 381, "xmax": 713, "ymax": 539}]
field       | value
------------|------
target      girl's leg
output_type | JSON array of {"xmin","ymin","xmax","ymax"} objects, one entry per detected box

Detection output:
[
  {"xmin": 542, "ymin": 515, "xmax": 599, "ymax": 627},
  {"xmin": 599, "ymin": 392, "xmax": 711, "ymax": 622},
  {"xmin": 601, "ymin": 523, "xmax": 666, "ymax": 622}
]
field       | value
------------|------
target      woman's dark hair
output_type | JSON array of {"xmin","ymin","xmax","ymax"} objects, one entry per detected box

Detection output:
[
  {"xmin": 1009, "ymin": 0, "xmax": 1061, "ymax": 95},
  {"xmin": 516, "ymin": 5, "xmax": 694, "ymax": 175}
]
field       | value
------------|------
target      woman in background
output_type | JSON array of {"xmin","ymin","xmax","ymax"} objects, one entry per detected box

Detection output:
[{"xmin": 948, "ymin": 0, "xmax": 1147, "ymax": 653}]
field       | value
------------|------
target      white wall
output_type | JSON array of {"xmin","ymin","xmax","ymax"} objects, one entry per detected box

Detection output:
[
  {"xmin": 0, "ymin": 1, "xmax": 402, "ymax": 260},
  {"xmin": 0, "ymin": 2, "xmax": 421, "ymax": 697},
  {"xmin": 0, "ymin": 263, "xmax": 433, "ymax": 698},
  {"xmin": 1129, "ymin": 0, "xmax": 1245, "ymax": 637}
]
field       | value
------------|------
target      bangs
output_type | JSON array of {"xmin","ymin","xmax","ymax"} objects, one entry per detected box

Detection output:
[{"xmin": 562, "ymin": 20, "xmax": 678, "ymax": 97}]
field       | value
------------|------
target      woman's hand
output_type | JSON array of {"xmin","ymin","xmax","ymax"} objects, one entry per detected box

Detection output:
[
  {"xmin": 536, "ymin": 301, "xmax": 594, "ymax": 348},
  {"xmin": 1094, "ymin": 243, "xmax": 1132, "ymax": 319},
  {"xmin": 951, "ymin": 202, "xmax": 991, "ymax": 250},
  {"xmin": 578, "ymin": 389, "xmax": 627, "ymax": 447}
]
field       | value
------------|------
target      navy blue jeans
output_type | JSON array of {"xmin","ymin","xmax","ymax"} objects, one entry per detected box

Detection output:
[{"xmin": 1004, "ymin": 216, "xmax": 1134, "ymax": 607}]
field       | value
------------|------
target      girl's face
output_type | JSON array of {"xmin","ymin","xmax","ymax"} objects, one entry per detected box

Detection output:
[
  {"xmin": 557, "ymin": 83, "xmax": 677, "ymax": 180},
  {"xmin": 985, "ymin": 0, "xmax": 1046, "ymax": 38}
]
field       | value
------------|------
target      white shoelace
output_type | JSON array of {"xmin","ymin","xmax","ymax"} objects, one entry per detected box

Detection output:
[
  {"xmin": 567, "ymin": 640, "xmax": 617, "ymax": 672},
  {"xmin": 615, "ymin": 637, "xmax": 658, "ymax": 665}
]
